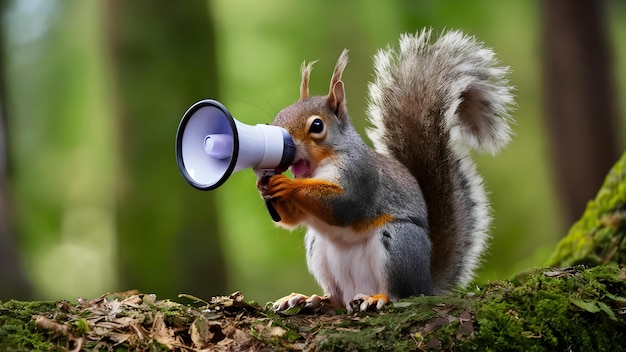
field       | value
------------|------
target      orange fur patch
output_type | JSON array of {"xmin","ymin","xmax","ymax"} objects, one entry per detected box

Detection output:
[
  {"xmin": 351, "ymin": 213, "xmax": 395, "ymax": 232},
  {"xmin": 293, "ymin": 179, "xmax": 342, "ymax": 224},
  {"xmin": 369, "ymin": 293, "xmax": 389, "ymax": 304},
  {"xmin": 289, "ymin": 127, "xmax": 307, "ymax": 142},
  {"xmin": 267, "ymin": 175, "xmax": 344, "ymax": 226},
  {"xmin": 309, "ymin": 144, "xmax": 335, "ymax": 162}
]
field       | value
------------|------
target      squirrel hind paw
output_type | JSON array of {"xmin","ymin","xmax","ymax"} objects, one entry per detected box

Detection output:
[
  {"xmin": 350, "ymin": 293, "xmax": 389, "ymax": 312},
  {"xmin": 272, "ymin": 293, "xmax": 329, "ymax": 312}
]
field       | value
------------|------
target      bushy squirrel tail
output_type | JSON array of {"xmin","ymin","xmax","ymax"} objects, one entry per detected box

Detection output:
[{"xmin": 366, "ymin": 29, "xmax": 515, "ymax": 293}]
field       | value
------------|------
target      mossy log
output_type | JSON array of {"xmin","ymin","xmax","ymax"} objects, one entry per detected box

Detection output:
[
  {"xmin": 1, "ymin": 153, "xmax": 625, "ymax": 351},
  {"xmin": 546, "ymin": 151, "xmax": 626, "ymax": 268}
]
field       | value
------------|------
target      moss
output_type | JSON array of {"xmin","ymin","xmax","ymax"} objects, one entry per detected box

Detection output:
[
  {"xmin": 286, "ymin": 295, "xmax": 474, "ymax": 351},
  {"xmin": 0, "ymin": 300, "xmax": 58, "ymax": 351},
  {"xmin": 299, "ymin": 266, "xmax": 625, "ymax": 351},
  {"xmin": 464, "ymin": 266, "xmax": 626, "ymax": 351},
  {"xmin": 547, "ymin": 152, "xmax": 626, "ymax": 268}
]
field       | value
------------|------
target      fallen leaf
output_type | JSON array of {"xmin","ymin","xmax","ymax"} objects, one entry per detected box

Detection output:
[
  {"xmin": 570, "ymin": 298, "xmax": 601, "ymax": 313},
  {"xmin": 151, "ymin": 311, "xmax": 181, "ymax": 349},
  {"xmin": 458, "ymin": 310, "xmax": 474, "ymax": 335},
  {"xmin": 268, "ymin": 326, "xmax": 287, "ymax": 337},
  {"xmin": 121, "ymin": 295, "xmax": 143, "ymax": 308},
  {"xmin": 68, "ymin": 336, "xmax": 84, "ymax": 352},
  {"xmin": 190, "ymin": 315, "xmax": 212, "ymax": 348},
  {"xmin": 35, "ymin": 315, "xmax": 68, "ymax": 336},
  {"xmin": 129, "ymin": 320, "xmax": 149, "ymax": 341},
  {"xmin": 231, "ymin": 327, "xmax": 250, "ymax": 344},
  {"xmin": 605, "ymin": 292, "xmax": 626, "ymax": 307},
  {"xmin": 432, "ymin": 305, "xmax": 454, "ymax": 315},
  {"xmin": 596, "ymin": 301, "xmax": 617, "ymax": 321},
  {"xmin": 422, "ymin": 316, "xmax": 452, "ymax": 335},
  {"xmin": 108, "ymin": 332, "xmax": 132, "ymax": 345},
  {"xmin": 106, "ymin": 298, "xmax": 123, "ymax": 318},
  {"xmin": 143, "ymin": 294, "xmax": 157, "ymax": 305},
  {"xmin": 392, "ymin": 301, "xmax": 414, "ymax": 308}
]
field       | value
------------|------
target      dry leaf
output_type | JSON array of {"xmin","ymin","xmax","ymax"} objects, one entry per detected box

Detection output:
[
  {"xmin": 268, "ymin": 326, "xmax": 287, "ymax": 337},
  {"xmin": 129, "ymin": 320, "xmax": 149, "ymax": 341},
  {"xmin": 107, "ymin": 332, "xmax": 132, "ymax": 345},
  {"xmin": 190, "ymin": 315, "xmax": 212, "ymax": 348},
  {"xmin": 121, "ymin": 295, "xmax": 143, "ymax": 308},
  {"xmin": 151, "ymin": 311, "xmax": 181, "ymax": 349},
  {"xmin": 35, "ymin": 315, "xmax": 68, "ymax": 336}
]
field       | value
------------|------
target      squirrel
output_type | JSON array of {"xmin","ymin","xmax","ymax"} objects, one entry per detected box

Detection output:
[{"xmin": 257, "ymin": 28, "xmax": 514, "ymax": 312}]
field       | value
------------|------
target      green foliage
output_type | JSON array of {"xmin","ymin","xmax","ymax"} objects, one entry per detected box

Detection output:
[
  {"xmin": 7, "ymin": 0, "xmax": 118, "ymax": 300},
  {"xmin": 110, "ymin": 0, "xmax": 227, "ymax": 300}
]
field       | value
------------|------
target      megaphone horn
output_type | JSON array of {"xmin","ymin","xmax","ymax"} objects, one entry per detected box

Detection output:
[{"xmin": 175, "ymin": 99, "xmax": 296, "ymax": 221}]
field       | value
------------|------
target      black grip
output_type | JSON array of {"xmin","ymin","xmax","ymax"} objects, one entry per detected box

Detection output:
[{"xmin": 265, "ymin": 199, "xmax": 281, "ymax": 222}]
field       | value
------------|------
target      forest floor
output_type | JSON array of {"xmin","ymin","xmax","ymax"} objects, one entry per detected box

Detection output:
[{"xmin": 1, "ymin": 265, "xmax": 625, "ymax": 351}]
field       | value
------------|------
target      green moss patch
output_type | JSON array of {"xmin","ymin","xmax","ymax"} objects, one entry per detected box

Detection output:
[
  {"xmin": 547, "ymin": 152, "xmax": 626, "ymax": 268},
  {"xmin": 468, "ymin": 266, "xmax": 626, "ymax": 351}
]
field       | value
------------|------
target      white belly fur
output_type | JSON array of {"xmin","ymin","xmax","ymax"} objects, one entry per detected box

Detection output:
[{"xmin": 305, "ymin": 223, "xmax": 389, "ymax": 308}]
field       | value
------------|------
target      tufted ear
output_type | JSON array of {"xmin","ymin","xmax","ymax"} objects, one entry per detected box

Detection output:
[
  {"xmin": 300, "ymin": 60, "xmax": 317, "ymax": 100},
  {"xmin": 326, "ymin": 49, "xmax": 349, "ymax": 117}
]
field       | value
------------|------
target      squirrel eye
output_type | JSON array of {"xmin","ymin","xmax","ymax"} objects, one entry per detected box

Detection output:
[{"xmin": 307, "ymin": 116, "xmax": 326, "ymax": 139}]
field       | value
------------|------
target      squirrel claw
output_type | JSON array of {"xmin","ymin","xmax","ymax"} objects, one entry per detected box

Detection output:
[
  {"xmin": 350, "ymin": 293, "xmax": 389, "ymax": 312},
  {"xmin": 256, "ymin": 175, "xmax": 271, "ymax": 193},
  {"xmin": 273, "ymin": 293, "xmax": 306, "ymax": 312},
  {"xmin": 258, "ymin": 174, "xmax": 292, "ymax": 201},
  {"xmin": 272, "ymin": 293, "xmax": 329, "ymax": 312},
  {"xmin": 304, "ymin": 294, "xmax": 329, "ymax": 309}
]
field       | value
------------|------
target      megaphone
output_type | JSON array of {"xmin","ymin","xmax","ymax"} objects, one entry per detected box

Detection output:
[{"xmin": 175, "ymin": 99, "xmax": 296, "ymax": 221}]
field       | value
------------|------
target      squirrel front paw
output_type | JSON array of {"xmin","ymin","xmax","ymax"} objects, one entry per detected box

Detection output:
[
  {"xmin": 258, "ymin": 174, "xmax": 295, "ymax": 201},
  {"xmin": 257, "ymin": 174, "xmax": 304, "ymax": 226},
  {"xmin": 256, "ymin": 174, "xmax": 342, "ymax": 226}
]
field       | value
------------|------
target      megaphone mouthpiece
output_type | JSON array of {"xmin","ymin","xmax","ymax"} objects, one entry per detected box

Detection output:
[{"xmin": 277, "ymin": 129, "xmax": 296, "ymax": 173}]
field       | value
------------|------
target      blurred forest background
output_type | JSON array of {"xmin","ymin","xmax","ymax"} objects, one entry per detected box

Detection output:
[{"xmin": 0, "ymin": 0, "xmax": 624, "ymax": 304}]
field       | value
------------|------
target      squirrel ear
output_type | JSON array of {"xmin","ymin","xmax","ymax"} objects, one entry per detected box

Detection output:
[
  {"xmin": 327, "ymin": 49, "xmax": 349, "ymax": 116},
  {"xmin": 327, "ymin": 80, "xmax": 345, "ymax": 117}
]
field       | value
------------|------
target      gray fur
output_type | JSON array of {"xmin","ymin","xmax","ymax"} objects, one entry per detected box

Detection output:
[{"xmin": 380, "ymin": 223, "xmax": 432, "ymax": 298}]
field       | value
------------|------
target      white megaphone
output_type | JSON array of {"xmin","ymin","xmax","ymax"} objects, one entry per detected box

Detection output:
[{"xmin": 175, "ymin": 99, "xmax": 295, "ymax": 221}]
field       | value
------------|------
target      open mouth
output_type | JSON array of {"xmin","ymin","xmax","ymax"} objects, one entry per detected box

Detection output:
[{"xmin": 291, "ymin": 159, "xmax": 313, "ymax": 178}]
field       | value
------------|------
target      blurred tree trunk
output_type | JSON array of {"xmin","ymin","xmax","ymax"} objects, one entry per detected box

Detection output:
[
  {"xmin": 106, "ymin": 0, "xmax": 226, "ymax": 298},
  {"xmin": 541, "ymin": 0, "xmax": 621, "ymax": 229},
  {"xmin": 0, "ymin": 0, "xmax": 32, "ymax": 300}
]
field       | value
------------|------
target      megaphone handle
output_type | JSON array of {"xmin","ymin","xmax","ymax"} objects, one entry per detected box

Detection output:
[
  {"xmin": 256, "ymin": 169, "xmax": 282, "ymax": 222},
  {"xmin": 265, "ymin": 200, "xmax": 281, "ymax": 222}
]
